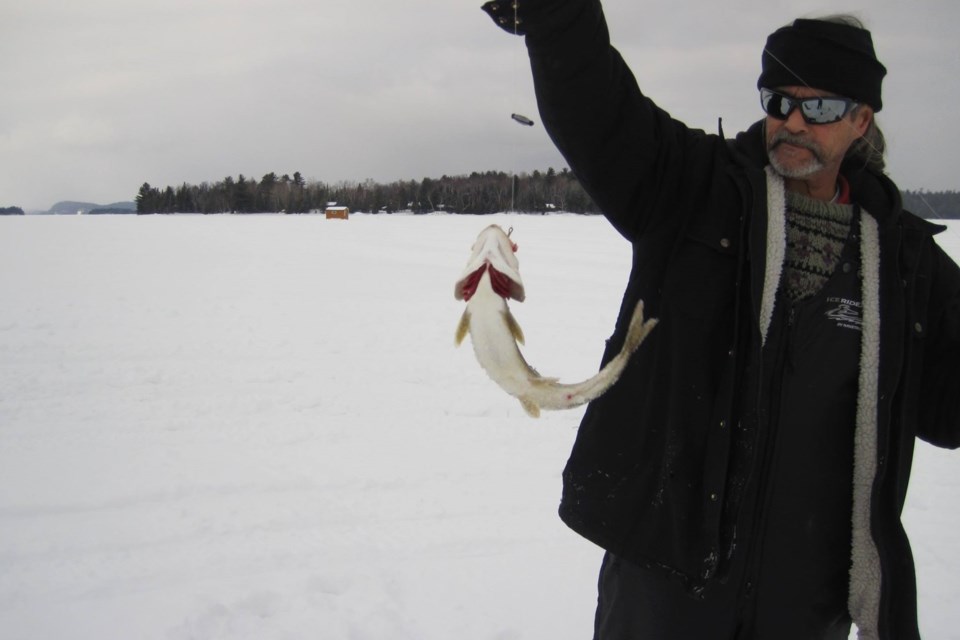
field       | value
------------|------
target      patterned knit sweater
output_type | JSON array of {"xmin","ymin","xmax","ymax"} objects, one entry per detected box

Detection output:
[{"xmin": 783, "ymin": 189, "xmax": 855, "ymax": 302}]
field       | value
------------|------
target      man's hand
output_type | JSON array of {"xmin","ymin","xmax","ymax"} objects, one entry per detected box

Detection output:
[{"xmin": 481, "ymin": 0, "xmax": 527, "ymax": 36}]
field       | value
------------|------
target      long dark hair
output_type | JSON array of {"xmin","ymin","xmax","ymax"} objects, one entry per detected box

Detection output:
[{"xmin": 846, "ymin": 112, "xmax": 886, "ymax": 173}]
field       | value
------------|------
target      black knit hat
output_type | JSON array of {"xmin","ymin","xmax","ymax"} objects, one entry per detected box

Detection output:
[{"xmin": 758, "ymin": 19, "xmax": 887, "ymax": 111}]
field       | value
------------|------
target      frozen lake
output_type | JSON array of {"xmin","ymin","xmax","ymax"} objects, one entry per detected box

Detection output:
[{"xmin": 1, "ymin": 213, "xmax": 957, "ymax": 639}]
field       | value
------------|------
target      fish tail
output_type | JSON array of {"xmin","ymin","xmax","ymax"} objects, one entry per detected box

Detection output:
[
  {"xmin": 530, "ymin": 299, "xmax": 657, "ymax": 410},
  {"xmin": 622, "ymin": 300, "xmax": 658, "ymax": 352}
]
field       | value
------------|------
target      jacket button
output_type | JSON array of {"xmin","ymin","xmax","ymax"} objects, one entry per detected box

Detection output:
[
  {"xmin": 914, "ymin": 322, "xmax": 923, "ymax": 334},
  {"xmin": 710, "ymin": 493, "xmax": 718, "ymax": 501},
  {"xmin": 720, "ymin": 238, "xmax": 731, "ymax": 249}
]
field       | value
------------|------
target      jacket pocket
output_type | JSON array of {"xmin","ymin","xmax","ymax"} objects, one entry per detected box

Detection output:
[{"xmin": 661, "ymin": 231, "xmax": 739, "ymax": 322}]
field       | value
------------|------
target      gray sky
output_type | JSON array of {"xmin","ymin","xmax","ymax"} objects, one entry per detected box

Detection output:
[{"xmin": 2, "ymin": 0, "xmax": 959, "ymax": 211}]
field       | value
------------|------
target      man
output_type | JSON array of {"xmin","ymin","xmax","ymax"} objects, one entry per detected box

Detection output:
[{"xmin": 481, "ymin": 1, "xmax": 960, "ymax": 638}]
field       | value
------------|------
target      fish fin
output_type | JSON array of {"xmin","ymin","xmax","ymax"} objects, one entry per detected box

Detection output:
[
  {"xmin": 504, "ymin": 309, "xmax": 525, "ymax": 345},
  {"xmin": 455, "ymin": 309, "xmax": 471, "ymax": 346},
  {"xmin": 519, "ymin": 396, "xmax": 541, "ymax": 418}
]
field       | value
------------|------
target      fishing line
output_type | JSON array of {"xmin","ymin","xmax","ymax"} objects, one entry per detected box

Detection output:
[
  {"xmin": 510, "ymin": 3, "xmax": 517, "ymax": 213},
  {"xmin": 763, "ymin": 45, "xmax": 943, "ymax": 219},
  {"xmin": 912, "ymin": 191, "xmax": 944, "ymax": 220},
  {"xmin": 507, "ymin": 0, "xmax": 535, "ymax": 213},
  {"xmin": 510, "ymin": 1, "xmax": 534, "ymax": 127}
]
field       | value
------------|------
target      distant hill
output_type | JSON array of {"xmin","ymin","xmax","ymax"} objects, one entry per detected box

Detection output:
[{"xmin": 47, "ymin": 201, "xmax": 136, "ymax": 215}]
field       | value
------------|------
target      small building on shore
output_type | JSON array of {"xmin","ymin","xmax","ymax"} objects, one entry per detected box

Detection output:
[{"xmin": 325, "ymin": 205, "xmax": 349, "ymax": 220}]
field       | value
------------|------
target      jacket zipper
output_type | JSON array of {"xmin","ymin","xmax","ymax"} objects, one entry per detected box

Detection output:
[{"xmin": 740, "ymin": 299, "xmax": 796, "ymax": 602}]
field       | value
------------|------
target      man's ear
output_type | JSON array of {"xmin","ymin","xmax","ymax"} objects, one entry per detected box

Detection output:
[{"xmin": 852, "ymin": 105, "xmax": 874, "ymax": 137}]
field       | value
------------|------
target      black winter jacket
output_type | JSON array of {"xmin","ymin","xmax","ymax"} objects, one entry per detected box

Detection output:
[{"xmin": 482, "ymin": 0, "xmax": 960, "ymax": 637}]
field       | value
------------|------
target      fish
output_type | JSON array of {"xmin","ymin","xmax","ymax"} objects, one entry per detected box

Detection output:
[{"xmin": 454, "ymin": 224, "xmax": 657, "ymax": 418}]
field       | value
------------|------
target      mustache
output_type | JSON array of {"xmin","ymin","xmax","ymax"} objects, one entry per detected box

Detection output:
[{"xmin": 769, "ymin": 131, "xmax": 824, "ymax": 161}]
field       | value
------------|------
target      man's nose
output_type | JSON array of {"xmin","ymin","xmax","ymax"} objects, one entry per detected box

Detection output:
[{"xmin": 783, "ymin": 106, "xmax": 808, "ymax": 132}]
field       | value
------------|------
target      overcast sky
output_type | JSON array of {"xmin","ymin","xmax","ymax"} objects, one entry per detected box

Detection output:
[{"xmin": 2, "ymin": 0, "xmax": 959, "ymax": 211}]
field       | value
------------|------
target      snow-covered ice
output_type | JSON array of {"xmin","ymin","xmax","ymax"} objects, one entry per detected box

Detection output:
[{"xmin": 0, "ymin": 213, "xmax": 957, "ymax": 639}]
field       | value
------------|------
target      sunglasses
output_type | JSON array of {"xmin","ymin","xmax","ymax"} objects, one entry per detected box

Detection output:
[{"xmin": 760, "ymin": 88, "xmax": 859, "ymax": 125}]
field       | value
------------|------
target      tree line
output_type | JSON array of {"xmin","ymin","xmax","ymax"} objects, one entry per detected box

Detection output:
[
  {"xmin": 134, "ymin": 169, "xmax": 599, "ymax": 215},
  {"xmin": 900, "ymin": 190, "xmax": 960, "ymax": 220},
  {"xmin": 135, "ymin": 171, "xmax": 960, "ymax": 218},
  {"xmin": 3, "ymin": 180, "xmax": 959, "ymax": 218}
]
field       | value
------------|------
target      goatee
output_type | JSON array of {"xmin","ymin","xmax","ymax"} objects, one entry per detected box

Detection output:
[{"xmin": 768, "ymin": 131, "xmax": 826, "ymax": 178}]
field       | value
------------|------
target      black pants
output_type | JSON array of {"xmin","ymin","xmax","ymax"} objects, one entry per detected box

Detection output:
[{"xmin": 592, "ymin": 553, "xmax": 852, "ymax": 640}]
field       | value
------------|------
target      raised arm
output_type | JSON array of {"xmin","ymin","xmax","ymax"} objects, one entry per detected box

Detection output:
[{"xmin": 481, "ymin": 0, "xmax": 713, "ymax": 241}]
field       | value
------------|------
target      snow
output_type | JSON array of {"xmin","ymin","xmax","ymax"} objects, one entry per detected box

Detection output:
[{"xmin": 0, "ymin": 213, "xmax": 957, "ymax": 640}]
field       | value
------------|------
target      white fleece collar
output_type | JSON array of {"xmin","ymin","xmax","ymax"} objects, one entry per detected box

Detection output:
[
  {"xmin": 760, "ymin": 166, "xmax": 786, "ymax": 346},
  {"xmin": 849, "ymin": 209, "xmax": 883, "ymax": 640},
  {"xmin": 761, "ymin": 167, "xmax": 883, "ymax": 638}
]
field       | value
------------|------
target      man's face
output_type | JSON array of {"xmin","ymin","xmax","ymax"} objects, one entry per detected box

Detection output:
[{"xmin": 765, "ymin": 86, "xmax": 873, "ymax": 180}]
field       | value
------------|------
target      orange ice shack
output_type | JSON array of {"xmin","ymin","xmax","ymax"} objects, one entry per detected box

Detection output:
[{"xmin": 325, "ymin": 205, "xmax": 349, "ymax": 220}]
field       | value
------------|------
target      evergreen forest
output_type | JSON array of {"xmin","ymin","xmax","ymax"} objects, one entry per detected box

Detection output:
[
  {"xmin": 5, "ymin": 173, "xmax": 958, "ymax": 218},
  {"xmin": 133, "ymin": 170, "xmax": 960, "ymax": 219},
  {"xmin": 134, "ymin": 169, "xmax": 598, "ymax": 216}
]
